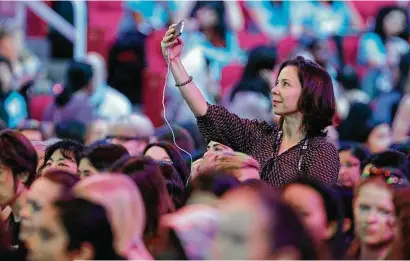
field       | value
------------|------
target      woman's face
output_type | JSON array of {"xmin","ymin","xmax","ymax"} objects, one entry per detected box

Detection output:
[
  {"xmin": 144, "ymin": 146, "xmax": 173, "ymax": 164},
  {"xmin": 0, "ymin": 163, "xmax": 15, "ymax": 207},
  {"xmin": 42, "ymin": 149, "xmax": 78, "ymax": 176},
  {"xmin": 283, "ymin": 184, "xmax": 332, "ymax": 244},
  {"xmin": 353, "ymin": 183, "xmax": 395, "ymax": 246},
  {"xmin": 271, "ymin": 66, "xmax": 302, "ymax": 116},
  {"xmin": 77, "ymin": 158, "xmax": 98, "ymax": 179},
  {"xmin": 383, "ymin": 10, "xmax": 406, "ymax": 37},
  {"xmin": 213, "ymin": 188, "xmax": 271, "ymax": 260},
  {"xmin": 338, "ymin": 150, "xmax": 361, "ymax": 188},
  {"xmin": 26, "ymin": 204, "xmax": 71, "ymax": 261},
  {"xmin": 20, "ymin": 178, "xmax": 63, "ymax": 241},
  {"xmin": 367, "ymin": 124, "xmax": 392, "ymax": 154}
]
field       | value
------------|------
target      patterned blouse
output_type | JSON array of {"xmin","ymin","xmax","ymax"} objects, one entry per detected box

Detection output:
[{"xmin": 197, "ymin": 105, "xmax": 340, "ymax": 187}]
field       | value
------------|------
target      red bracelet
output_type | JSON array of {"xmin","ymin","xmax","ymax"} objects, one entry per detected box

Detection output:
[{"xmin": 175, "ymin": 76, "xmax": 193, "ymax": 87}]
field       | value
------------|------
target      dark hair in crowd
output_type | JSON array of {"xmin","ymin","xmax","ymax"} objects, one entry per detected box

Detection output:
[
  {"xmin": 39, "ymin": 140, "xmax": 84, "ymax": 174},
  {"xmin": 157, "ymin": 162, "xmax": 184, "ymax": 208},
  {"xmin": 374, "ymin": 6, "xmax": 409, "ymax": 43},
  {"xmin": 154, "ymin": 124, "xmax": 195, "ymax": 154},
  {"xmin": 42, "ymin": 170, "xmax": 80, "ymax": 200},
  {"xmin": 339, "ymin": 143, "xmax": 372, "ymax": 171},
  {"xmin": 81, "ymin": 143, "xmax": 129, "ymax": 172},
  {"xmin": 369, "ymin": 150, "xmax": 410, "ymax": 180},
  {"xmin": 244, "ymin": 184, "xmax": 319, "ymax": 260},
  {"xmin": 0, "ymin": 129, "xmax": 38, "ymax": 187},
  {"xmin": 277, "ymin": 56, "xmax": 336, "ymax": 137},
  {"xmin": 54, "ymin": 198, "xmax": 125, "ymax": 260},
  {"xmin": 230, "ymin": 45, "xmax": 277, "ymax": 101},
  {"xmin": 110, "ymin": 156, "xmax": 175, "ymax": 240},
  {"xmin": 182, "ymin": 170, "xmax": 240, "ymax": 206},
  {"xmin": 55, "ymin": 120, "xmax": 86, "ymax": 144},
  {"xmin": 144, "ymin": 142, "xmax": 190, "ymax": 185},
  {"xmin": 56, "ymin": 61, "xmax": 93, "ymax": 107},
  {"xmin": 285, "ymin": 177, "xmax": 345, "ymax": 259}
]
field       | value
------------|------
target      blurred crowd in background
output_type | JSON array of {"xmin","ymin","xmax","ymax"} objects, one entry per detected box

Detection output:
[{"xmin": 0, "ymin": 0, "xmax": 410, "ymax": 261}]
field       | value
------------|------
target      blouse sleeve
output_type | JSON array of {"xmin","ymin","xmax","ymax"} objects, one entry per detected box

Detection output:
[
  {"xmin": 305, "ymin": 141, "xmax": 340, "ymax": 185},
  {"xmin": 196, "ymin": 104, "xmax": 262, "ymax": 154}
]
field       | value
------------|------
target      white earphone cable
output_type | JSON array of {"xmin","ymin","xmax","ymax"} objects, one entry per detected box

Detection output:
[{"xmin": 163, "ymin": 47, "xmax": 193, "ymax": 186}]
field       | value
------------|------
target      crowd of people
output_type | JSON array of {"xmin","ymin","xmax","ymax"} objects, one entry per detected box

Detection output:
[{"xmin": 0, "ymin": 0, "xmax": 410, "ymax": 260}]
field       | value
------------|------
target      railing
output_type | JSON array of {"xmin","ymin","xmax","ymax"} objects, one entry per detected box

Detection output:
[{"xmin": 16, "ymin": 0, "xmax": 87, "ymax": 59}]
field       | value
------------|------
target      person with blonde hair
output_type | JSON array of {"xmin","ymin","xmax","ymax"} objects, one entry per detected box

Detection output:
[
  {"xmin": 73, "ymin": 174, "xmax": 152, "ymax": 260},
  {"xmin": 192, "ymin": 150, "xmax": 260, "ymax": 182}
]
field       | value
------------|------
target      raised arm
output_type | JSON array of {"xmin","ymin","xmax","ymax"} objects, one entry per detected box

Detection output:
[
  {"xmin": 160, "ymin": 25, "xmax": 263, "ymax": 152},
  {"xmin": 161, "ymin": 24, "xmax": 208, "ymax": 117}
]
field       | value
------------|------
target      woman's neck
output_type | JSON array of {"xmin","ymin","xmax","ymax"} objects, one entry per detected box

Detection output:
[
  {"xmin": 360, "ymin": 243, "xmax": 391, "ymax": 260},
  {"xmin": 282, "ymin": 114, "xmax": 305, "ymax": 142}
]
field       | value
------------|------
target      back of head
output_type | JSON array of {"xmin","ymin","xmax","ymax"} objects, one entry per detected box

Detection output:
[
  {"xmin": 157, "ymin": 162, "xmax": 184, "ymax": 208},
  {"xmin": 109, "ymin": 114, "xmax": 154, "ymax": 139},
  {"xmin": 183, "ymin": 170, "xmax": 240, "ymax": 206},
  {"xmin": 55, "ymin": 120, "xmax": 86, "ymax": 144},
  {"xmin": 54, "ymin": 198, "xmax": 123, "ymax": 260},
  {"xmin": 243, "ymin": 46, "xmax": 277, "ymax": 79},
  {"xmin": 369, "ymin": 150, "xmax": 409, "ymax": 180},
  {"xmin": 154, "ymin": 124, "xmax": 195, "ymax": 153},
  {"xmin": 111, "ymin": 156, "xmax": 175, "ymax": 238},
  {"xmin": 0, "ymin": 129, "xmax": 38, "ymax": 187},
  {"xmin": 83, "ymin": 143, "xmax": 129, "ymax": 171},
  {"xmin": 43, "ymin": 169, "xmax": 80, "ymax": 199},
  {"xmin": 56, "ymin": 60, "xmax": 93, "ymax": 107},
  {"xmin": 198, "ymin": 151, "xmax": 260, "ymax": 181},
  {"xmin": 73, "ymin": 174, "xmax": 146, "ymax": 258},
  {"xmin": 285, "ymin": 177, "xmax": 345, "ymax": 258},
  {"xmin": 240, "ymin": 184, "xmax": 319, "ymax": 260}
]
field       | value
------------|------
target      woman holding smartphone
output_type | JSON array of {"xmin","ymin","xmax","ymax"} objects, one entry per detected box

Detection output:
[{"xmin": 161, "ymin": 24, "xmax": 339, "ymax": 188}]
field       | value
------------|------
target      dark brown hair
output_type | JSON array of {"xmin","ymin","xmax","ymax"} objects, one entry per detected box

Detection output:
[
  {"xmin": 110, "ymin": 156, "xmax": 175, "ymax": 241},
  {"xmin": 38, "ymin": 139, "xmax": 84, "ymax": 175},
  {"xmin": 0, "ymin": 129, "xmax": 38, "ymax": 187},
  {"xmin": 81, "ymin": 143, "xmax": 129, "ymax": 171},
  {"xmin": 278, "ymin": 56, "xmax": 336, "ymax": 137}
]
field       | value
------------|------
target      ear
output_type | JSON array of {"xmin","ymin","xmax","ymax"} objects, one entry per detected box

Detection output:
[
  {"xmin": 325, "ymin": 221, "xmax": 338, "ymax": 240},
  {"xmin": 271, "ymin": 245, "xmax": 301, "ymax": 260},
  {"xmin": 70, "ymin": 242, "xmax": 95, "ymax": 261},
  {"xmin": 343, "ymin": 218, "xmax": 352, "ymax": 233}
]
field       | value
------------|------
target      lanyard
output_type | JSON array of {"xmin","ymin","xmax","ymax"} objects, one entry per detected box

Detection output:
[{"xmin": 275, "ymin": 130, "xmax": 309, "ymax": 174}]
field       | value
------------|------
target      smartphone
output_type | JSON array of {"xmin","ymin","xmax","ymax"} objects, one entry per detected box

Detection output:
[{"xmin": 172, "ymin": 20, "xmax": 184, "ymax": 41}]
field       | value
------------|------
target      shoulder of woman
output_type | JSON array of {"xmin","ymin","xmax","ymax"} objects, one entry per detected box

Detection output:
[{"xmin": 309, "ymin": 136, "xmax": 338, "ymax": 153}]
